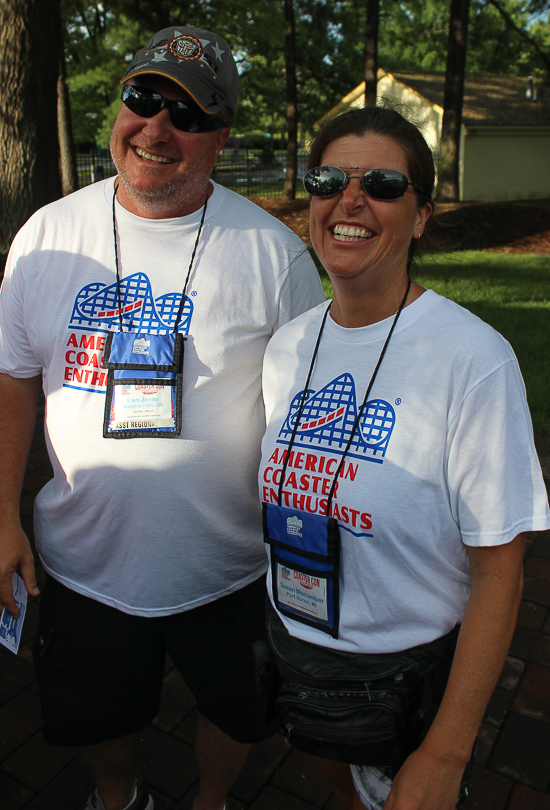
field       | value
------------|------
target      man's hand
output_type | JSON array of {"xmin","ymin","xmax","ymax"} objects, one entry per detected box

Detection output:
[
  {"xmin": 383, "ymin": 744, "xmax": 465, "ymax": 810},
  {"xmin": 0, "ymin": 373, "xmax": 42, "ymax": 616},
  {"xmin": 0, "ymin": 520, "xmax": 39, "ymax": 616}
]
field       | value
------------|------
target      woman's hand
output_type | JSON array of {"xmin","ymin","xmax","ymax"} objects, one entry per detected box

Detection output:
[
  {"xmin": 383, "ymin": 743, "xmax": 466, "ymax": 810},
  {"xmin": 382, "ymin": 533, "xmax": 526, "ymax": 810}
]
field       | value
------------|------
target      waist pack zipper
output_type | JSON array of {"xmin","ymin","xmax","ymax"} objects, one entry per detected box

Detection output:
[
  {"xmin": 282, "ymin": 682, "xmax": 406, "ymax": 705},
  {"xmin": 283, "ymin": 720, "xmax": 398, "ymax": 744},
  {"xmin": 276, "ymin": 661, "xmax": 413, "ymax": 692},
  {"xmin": 277, "ymin": 692, "xmax": 406, "ymax": 732}
]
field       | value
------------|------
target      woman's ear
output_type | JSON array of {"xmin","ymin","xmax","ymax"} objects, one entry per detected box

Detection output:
[{"xmin": 414, "ymin": 201, "xmax": 433, "ymax": 239}]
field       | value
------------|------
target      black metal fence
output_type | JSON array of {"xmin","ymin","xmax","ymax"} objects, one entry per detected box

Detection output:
[
  {"xmin": 212, "ymin": 149, "xmax": 308, "ymax": 197},
  {"xmin": 77, "ymin": 148, "xmax": 309, "ymax": 198},
  {"xmin": 77, "ymin": 153, "xmax": 117, "ymax": 187}
]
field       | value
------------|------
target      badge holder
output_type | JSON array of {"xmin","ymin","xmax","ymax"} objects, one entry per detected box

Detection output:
[
  {"xmin": 263, "ymin": 502, "xmax": 341, "ymax": 638},
  {"xmin": 102, "ymin": 331, "xmax": 184, "ymax": 438}
]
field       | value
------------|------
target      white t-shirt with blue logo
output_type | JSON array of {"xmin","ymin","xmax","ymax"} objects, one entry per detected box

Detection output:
[
  {"xmin": 0, "ymin": 178, "xmax": 324, "ymax": 616},
  {"xmin": 259, "ymin": 291, "xmax": 550, "ymax": 653}
]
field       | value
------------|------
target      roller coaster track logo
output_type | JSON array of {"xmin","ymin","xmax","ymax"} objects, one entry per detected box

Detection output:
[
  {"xmin": 277, "ymin": 373, "xmax": 395, "ymax": 463},
  {"xmin": 68, "ymin": 272, "xmax": 192, "ymax": 334}
]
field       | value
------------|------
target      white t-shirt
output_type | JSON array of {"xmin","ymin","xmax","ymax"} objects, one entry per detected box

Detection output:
[
  {"xmin": 0, "ymin": 178, "xmax": 325, "ymax": 616},
  {"xmin": 260, "ymin": 291, "xmax": 550, "ymax": 653}
]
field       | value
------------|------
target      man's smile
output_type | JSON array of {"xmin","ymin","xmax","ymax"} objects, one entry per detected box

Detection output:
[{"xmin": 135, "ymin": 146, "xmax": 175, "ymax": 164}]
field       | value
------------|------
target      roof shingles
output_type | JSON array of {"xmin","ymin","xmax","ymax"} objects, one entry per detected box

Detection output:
[{"xmin": 389, "ymin": 70, "xmax": 550, "ymax": 126}]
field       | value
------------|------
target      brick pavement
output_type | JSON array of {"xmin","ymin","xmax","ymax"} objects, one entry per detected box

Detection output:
[{"xmin": 1, "ymin": 403, "xmax": 550, "ymax": 810}]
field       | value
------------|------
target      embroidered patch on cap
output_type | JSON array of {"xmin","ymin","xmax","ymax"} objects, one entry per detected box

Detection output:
[{"xmin": 169, "ymin": 35, "xmax": 203, "ymax": 60}]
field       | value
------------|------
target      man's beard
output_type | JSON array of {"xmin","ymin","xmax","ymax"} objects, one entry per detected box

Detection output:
[{"xmin": 114, "ymin": 158, "xmax": 213, "ymax": 217}]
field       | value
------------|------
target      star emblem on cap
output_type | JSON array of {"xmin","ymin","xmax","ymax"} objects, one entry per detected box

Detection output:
[{"xmin": 211, "ymin": 41, "xmax": 225, "ymax": 62}]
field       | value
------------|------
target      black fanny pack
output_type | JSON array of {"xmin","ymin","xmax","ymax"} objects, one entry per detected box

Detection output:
[{"xmin": 261, "ymin": 603, "xmax": 458, "ymax": 767}]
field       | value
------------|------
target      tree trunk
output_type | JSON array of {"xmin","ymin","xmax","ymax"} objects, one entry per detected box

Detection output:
[
  {"xmin": 283, "ymin": 0, "xmax": 297, "ymax": 201},
  {"xmin": 0, "ymin": 0, "xmax": 62, "ymax": 264},
  {"xmin": 58, "ymin": 40, "xmax": 78, "ymax": 196},
  {"xmin": 436, "ymin": 0, "xmax": 470, "ymax": 202},
  {"xmin": 364, "ymin": 0, "xmax": 380, "ymax": 107}
]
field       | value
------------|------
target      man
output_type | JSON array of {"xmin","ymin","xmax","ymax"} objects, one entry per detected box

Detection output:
[{"xmin": 0, "ymin": 26, "xmax": 324, "ymax": 810}]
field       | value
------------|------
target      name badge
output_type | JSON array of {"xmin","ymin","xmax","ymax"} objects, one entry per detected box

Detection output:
[
  {"xmin": 276, "ymin": 563, "xmax": 329, "ymax": 622},
  {"xmin": 111, "ymin": 383, "xmax": 175, "ymax": 430}
]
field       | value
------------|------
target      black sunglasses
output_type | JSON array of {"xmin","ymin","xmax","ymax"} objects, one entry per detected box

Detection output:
[
  {"xmin": 304, "ymin": 166, "xmax": 430, "ymax": 201},
  {"xmin": 121, "ymin": 85, "xmax": 224, "ymax": 133}
]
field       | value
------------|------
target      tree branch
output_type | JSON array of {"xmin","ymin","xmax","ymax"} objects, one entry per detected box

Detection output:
[{"xmin": 486, "ymin": 0, "xmax": 550, "ymax": 72}]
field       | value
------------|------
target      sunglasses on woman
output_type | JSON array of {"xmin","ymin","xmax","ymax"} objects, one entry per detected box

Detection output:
[
  {"xmin": 303, "ymin": 166, "xmax": 430, "ymax": 201},
  {"xmin": 121, "ymin": 85, "xmax": 224, "ymax": 133}
]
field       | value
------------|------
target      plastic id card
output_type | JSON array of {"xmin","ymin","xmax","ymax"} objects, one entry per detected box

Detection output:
[
  {"xmin": 0, "ymin": 574, "xmax": 28, "ymax": 655},
  {"xmin": 102, "ymin": 332, "xmax": 183, "ymax": 438},
  {"xmin": 263, "ymin": 502, "xmax": 341, "ymax": 638}
]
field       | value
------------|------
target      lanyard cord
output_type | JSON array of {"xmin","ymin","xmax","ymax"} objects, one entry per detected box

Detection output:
[
  {"xmin": 112, "ymin": 183, "xmax": 124, "ymax": 332},
  {"xmin": 325, "ymin": 278, "xmax": 410, "ymax": 508},
  {"xmin": 277, "ymin": 278, "xmax": 411, "ymax": 514},
  {"xmin": 111, "ymin": 181, "xmax": 208, "ymax": 333},
  {"xmin": 277, "ymin": 301, "xmax": 333, "ymax": 507},
  {"xmin": 172, "ymin": 195, "xmax": 208, "ymax": 333}
]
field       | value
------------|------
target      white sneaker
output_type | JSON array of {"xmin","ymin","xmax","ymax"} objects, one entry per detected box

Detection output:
[{"xmin": 84, "ymin": 779, "xmax": 154, "ymax": 810}]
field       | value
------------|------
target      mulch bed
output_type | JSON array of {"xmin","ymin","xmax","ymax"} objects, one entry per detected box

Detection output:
[
  {"xmin": 439, "ymin": 201, "xmax": 550, "ymax": 254},
  {"xmin": 249, "ymin": 197, "xmax": 550, "ymax": 255},
  {"xmin": 249, "ymin": 197, "xmax": 312, "ymax": 244}
]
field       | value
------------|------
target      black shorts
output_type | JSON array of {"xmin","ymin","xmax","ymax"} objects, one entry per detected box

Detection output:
[{"xmin": 33, "ymin": 574, "xmax": 278, "ymax": 747}]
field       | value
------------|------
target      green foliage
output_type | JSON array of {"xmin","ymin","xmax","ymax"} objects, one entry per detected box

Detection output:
[
  {"xmin": 378, "ymin": 1, "xmax": 449, "ymax": 71},
  {"xmin": 238, "ymin": 132, "xmax": 272, "ymax": 149},
  {"xmin": 96, "ymin": 96, "xmax": 123, "ymax": 148},
  {"xmin": 323, "ymin": 0, "xmax": 550, "ymax": 79},
  {"xmin": 468, "ymin": 1, "xmax": 548, "ymax": 75},
  {"xmin": 63, "ymin": 3, "xmax": 145, "ymax": 144},
  {"xmin": 62, "ymin": 0, "xmax": 550, "ymax": 147}
]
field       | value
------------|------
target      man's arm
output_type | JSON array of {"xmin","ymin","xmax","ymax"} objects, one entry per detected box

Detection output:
[
  {"xmin": 384, "ymin": 533, "xmax": 525, "ymax": 810},
  {"xmin": 0, "ymin": 372, "xmax": 42, "ymax": 616}
]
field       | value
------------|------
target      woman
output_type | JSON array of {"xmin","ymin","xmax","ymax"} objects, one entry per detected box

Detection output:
[{"xmin": 259, "ymin": 107, "xmax": 550, "ymax": 810}]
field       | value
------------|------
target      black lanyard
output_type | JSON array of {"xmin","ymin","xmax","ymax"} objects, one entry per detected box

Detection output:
[
  {"xmin": 111, "ymin": 182, "xmax": 208, "ymax": 333},
  {"xmin": 277, "ymin": 279, "xmax": 411, "ymax": 514}
]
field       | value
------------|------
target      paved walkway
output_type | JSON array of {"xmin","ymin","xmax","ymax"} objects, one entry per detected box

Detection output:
[{"xmin": 2, "ymin": 402, "xmax": 550, "ymax": 810}]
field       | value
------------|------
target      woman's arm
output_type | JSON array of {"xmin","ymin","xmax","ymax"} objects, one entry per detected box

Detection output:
[{"xmin": 384, "ymin": 532, "xmax": 526, "ymax": 810}]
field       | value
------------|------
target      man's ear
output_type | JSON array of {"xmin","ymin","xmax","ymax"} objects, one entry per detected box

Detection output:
[{"xmin": 215, "ymin": 127, "xmax": 231, "ymax": 157}]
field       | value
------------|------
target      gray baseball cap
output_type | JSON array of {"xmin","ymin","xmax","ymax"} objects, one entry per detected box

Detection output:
[{"xmin": 122, "ymin": 26, "xmax": 239, "ymax": 118}]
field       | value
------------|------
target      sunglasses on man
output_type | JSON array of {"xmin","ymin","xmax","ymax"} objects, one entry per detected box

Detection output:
[
  {"xmin": 121, "ymin": 85, "xmax": 224, "ymax": 133},
  {"xmin": 304, "ymin": 166, "xmax": 431, "ymax": 201}
]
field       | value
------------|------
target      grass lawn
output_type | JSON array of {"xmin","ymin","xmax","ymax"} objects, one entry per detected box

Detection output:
[{"xmin": 313, "ymin": 250, "xmax": 550, "ymax": 435}]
